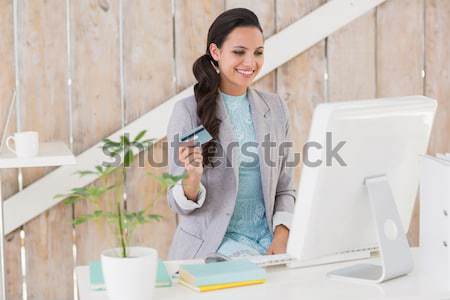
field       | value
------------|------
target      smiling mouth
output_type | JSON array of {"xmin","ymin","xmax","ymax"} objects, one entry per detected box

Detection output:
[{"xmin": 235, "ymin": 68, "xmax": 255, "ymax": 78}]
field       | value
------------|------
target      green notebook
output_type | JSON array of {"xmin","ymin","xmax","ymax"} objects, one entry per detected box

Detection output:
[{"xmin": 89, "ymin": 259, "xmax": 172, "ymax": 291}]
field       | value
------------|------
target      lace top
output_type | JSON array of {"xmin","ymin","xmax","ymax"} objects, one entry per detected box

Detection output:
[{"xmin": 217, "ymin": 90, "xmax": 273, "ymax": 257}]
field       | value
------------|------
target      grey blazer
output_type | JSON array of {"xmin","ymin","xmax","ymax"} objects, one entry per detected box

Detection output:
[{"xmin": 166, "ymin": 87, "xmax": 296, "ymax": 259}]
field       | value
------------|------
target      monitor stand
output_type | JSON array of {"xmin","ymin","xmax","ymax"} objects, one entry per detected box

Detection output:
[{"xmin": 327, "ymin": 175, "xmax": 414, "ymax": 284}]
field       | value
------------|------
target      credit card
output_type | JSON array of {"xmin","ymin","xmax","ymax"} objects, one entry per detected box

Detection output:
[{"xmin": 180, "ymin": 125, "xmax": 213, "ymax": 146}]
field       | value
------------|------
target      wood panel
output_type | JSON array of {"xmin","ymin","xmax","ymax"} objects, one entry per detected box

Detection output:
[
  {"xmin": 18, "ymin": 0, "xmax": 73, "ymax": 299},
  {"xmin": 123, "ymin": 0, "xmax": 175, "ymax": 124},
  {"xmin": 71, "ymin": 0, "xmax": 122, "ymax": 265},
  {"xmin": 328, "ymin": 10, "xmax": 376, "ymax": 101},
  {"xmin": 126, "ymin": 140, "xmax": 176, "ymax": 259},
  {"xmin": 276, "ymin": 0, "xmax": 327, "ymax": 187},
  {"xmin": 376, "ymin": 0, "xmax": 424, "ymax": 246},
  {"xmin": 174, "ymin": 0, "xmax": 224, "ymax": 92},
  {"xmin": 225, "ymin": 0, "xmax": 276, "ymax": 92},
  {"xmin": 123, "ymin": 0, "xmax": 176, "ymax": 259},
  {"xmin": 0, "ymin": 1, "xmax": 22, "ymax": 298},
  {"xmin": 425, "ymin": 0, "xmax": 450, "ymax": 155},
  {"xmin": 376, "ymin": 0, "xmax": 424, "ymax": 97}
]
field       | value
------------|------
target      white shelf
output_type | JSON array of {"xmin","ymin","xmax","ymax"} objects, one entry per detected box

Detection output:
[{"xmin": 0, "ymin": 142, "xmax": 76, "ymax": 169}]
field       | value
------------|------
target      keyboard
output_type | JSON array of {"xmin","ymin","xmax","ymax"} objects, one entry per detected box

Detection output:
[
  {"xmin": 230, "ymin": 249, "xmax": 375, "ymax": 268},
  {"xmin": 243, "ymin": 253, "xmax": 296, "ymax": 267}
]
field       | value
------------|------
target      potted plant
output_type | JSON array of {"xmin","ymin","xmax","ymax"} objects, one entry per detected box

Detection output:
[{"xmin": 55, "ymin": 130, "xmax": 185, "ymax": 300}]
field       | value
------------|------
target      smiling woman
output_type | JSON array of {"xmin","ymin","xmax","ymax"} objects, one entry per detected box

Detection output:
[
  {"xmin": 166, "ymin": 8, "xmax": 296, "ymax": 260},
  {"xmin": 192, "ymin": 8, "xmax": 265, "ymax": 168}
]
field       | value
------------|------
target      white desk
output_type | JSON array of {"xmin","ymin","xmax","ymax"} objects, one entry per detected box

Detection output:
[{"xmin": 76, "ymin": 248, "xmax": 450, "ymax": 300}]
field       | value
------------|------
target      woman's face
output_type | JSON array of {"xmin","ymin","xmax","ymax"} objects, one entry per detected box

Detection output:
[{"xmin": 209, "ymin": 26, "xmax": 264, "ymax": 95}]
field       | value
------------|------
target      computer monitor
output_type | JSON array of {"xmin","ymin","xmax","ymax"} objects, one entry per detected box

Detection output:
[{"xmin": 286, "ymin": 96, "xmax": 437, "ymax": 283}]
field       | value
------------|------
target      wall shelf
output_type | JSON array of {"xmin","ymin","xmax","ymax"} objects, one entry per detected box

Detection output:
[
  {"xmin": 0, "ymin": 142, "xmax": 75, "ymax": 169},
  {"xmin": 0, "ymin": 141, "xmax": 75, "ymax": 300}
]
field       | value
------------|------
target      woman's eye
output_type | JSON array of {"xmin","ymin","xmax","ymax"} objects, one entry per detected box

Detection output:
[{"xmin": 232, "ymin": 50, "xmax": 263, "ymax": 56}]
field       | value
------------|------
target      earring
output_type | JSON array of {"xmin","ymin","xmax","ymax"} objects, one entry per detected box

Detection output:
[{"xmin": 210, "ymin": 61, "xmax": 220, "ymax": 74}]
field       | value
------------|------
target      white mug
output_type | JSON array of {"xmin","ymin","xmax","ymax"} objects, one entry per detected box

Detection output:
[{"xmin": 6, "ymin": 131, "xmax": 39, "ymax": 158}]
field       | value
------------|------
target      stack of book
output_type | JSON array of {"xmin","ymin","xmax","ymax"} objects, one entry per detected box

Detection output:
[{"xmin": 178, "ymin": 259, "xmax": 266, "ymax": 292}]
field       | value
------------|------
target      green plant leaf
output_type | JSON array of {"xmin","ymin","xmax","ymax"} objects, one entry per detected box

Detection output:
[
  {"xmin": 72, "ymin": 187, "xmax": 89, "ymax": 194},
  {"xmin": 75, "ymin": 170, "xmax": 98, "ymax": 177},
  {"xmin": 63, "ymin": 195, "xmax": 83, "ymax": 205},
  {"xmin": 132, "ymin": 130, "xmax": 147, "ymax": 143},
  {"xmin": 120, "ymin": 134, "xmax": 131, "ymax": 146},
  {"xmin": 145, "ymin": 214, "xmax": 162, "ymax": 222},
  {"xmin": 137, "ymin": 213, "xmax": 145, "ymax": 224},
  {"xmin": 141, "ymin": 138, "xmax": 154, "ymax": 144},
  {"xmin": 124, "ymin": 150, "xmax": 134, "ymax": 167},
  {"xmin": 93, "ymin": 210, "xmax": 103, "ymax": 218},
  {"xmin": 101, "ymin": 166, "xmax": 117, "ymax": 177},
  {"xmin": 73, "ymin": 215, "xmax": 89, "ymax": 226},
  {"xmin": 85, "ymin": 186, "xmax": 108, "ymax": 198},
  {"xmin": 102, "ymin": 138, "xmax": 120, "ymax": 146}
]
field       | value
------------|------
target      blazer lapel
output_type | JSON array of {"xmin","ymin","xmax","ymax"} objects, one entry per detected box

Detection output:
[{"xmin": 247, "ymin": 88, "xmax": 273, "ymax": 220}]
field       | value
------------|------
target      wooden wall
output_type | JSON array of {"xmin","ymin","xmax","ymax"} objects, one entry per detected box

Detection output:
[
  {"xmin": 0, "ymin": 1, "xmax": 448, "ymax": 299},
  {"xmin": 0, "ymin": 1, "xmax": 22, "ymax": 299}
]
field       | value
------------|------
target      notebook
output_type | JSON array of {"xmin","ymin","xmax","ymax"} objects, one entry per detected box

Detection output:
[
  {"xmin": 89, "ymin": 259, "xmax": 172, "ymax": 291},
  {"xmin": 179, "ymin": 259, "xmax": 266, "ymax": 287},
  {"xmin": 178, "ymin": 278, "xmax": 266, "ymax": 292}
]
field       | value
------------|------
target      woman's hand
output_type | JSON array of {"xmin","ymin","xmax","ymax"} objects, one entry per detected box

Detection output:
[
  {"xmin": 178, "ymin": 141, "xmax": 204, "ymax": 201},
  {"xmin": 267, "ymin": 225, "xmax": 289, "ymax": 255}
]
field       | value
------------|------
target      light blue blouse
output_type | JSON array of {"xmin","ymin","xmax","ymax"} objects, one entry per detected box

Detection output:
[{"xmin": 217, "ymin": 90, "xmax": 273, "ymax": 257}]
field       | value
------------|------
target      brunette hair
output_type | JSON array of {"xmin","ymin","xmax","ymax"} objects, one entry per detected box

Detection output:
[{"xmin": 192, "ymin": 8, "xmax": 263, "ymax": 167}]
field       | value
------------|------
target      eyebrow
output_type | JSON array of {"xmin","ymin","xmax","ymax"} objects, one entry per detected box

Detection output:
[{"xmin": 233, "ymin": 46, "xmax": 264, "ymax": 50}]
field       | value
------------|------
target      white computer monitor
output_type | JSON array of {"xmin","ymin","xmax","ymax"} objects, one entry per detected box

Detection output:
[{"xmin": 286, "ymin": 96, "xmax": 437, "ymax": 283}]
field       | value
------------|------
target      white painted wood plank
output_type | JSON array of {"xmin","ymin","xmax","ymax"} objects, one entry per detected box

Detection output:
[
  {"xmin": 3, "ymin": 88, "xmax": 192, "ymax": 234},
  {"xmin": 2, "ymin": 0, "xmax": 386, "ymax": 234},
  {"xmin": 258, "ymin": 0, "xmax": 386, "ymax": 78},
  {"xmin": 0, "ymin": 142, "xmax": 75, "ymax": 169}
]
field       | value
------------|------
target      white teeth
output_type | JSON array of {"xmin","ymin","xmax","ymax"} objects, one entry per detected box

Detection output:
[{"xmin": 236, "ymin": 69, "xmax": 254, "ymax": 76}]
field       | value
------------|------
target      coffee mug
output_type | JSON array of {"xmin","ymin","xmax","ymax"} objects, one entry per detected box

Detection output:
[{"xmin": 6, "ymin": 131, "xmax": 39, "ymax": 158}]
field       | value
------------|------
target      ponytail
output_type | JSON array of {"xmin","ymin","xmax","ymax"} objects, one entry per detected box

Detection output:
[{"xmin": 193, "ymin": 53, "xmax": 221, "ymax": 167}]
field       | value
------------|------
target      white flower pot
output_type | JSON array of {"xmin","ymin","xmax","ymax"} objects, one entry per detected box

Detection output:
[{"xmin": 101, "ymin": 247, "xmax": 158, "ymax": 300}]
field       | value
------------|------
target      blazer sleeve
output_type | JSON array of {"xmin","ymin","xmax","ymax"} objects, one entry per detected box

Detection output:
[
  {"xmin": 166, "ymin": 100, "xmax": 206, "ymax": 215},
  {"xmin": 273, "ymin": 96, "xmax": 296, "ymax": 223}
]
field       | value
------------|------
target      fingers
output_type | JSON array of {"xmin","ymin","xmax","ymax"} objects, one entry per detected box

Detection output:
[
  {"xmin": 179, "ymin": 146, "xmax": 202, "ymax": 164},
  {"xmin": 179, "ymin": 140, "xmax": 200, "ymax": 148},
  {"xmin": 178, "ymin": 141, "xmax": 204, "ymax": 177},
  {"xmin": 185, "ymin": 154, "xmax": 203, "ymax": 168},
  {"xmin": 266, "ymin": 241, "xmax": 288, "ymax": 255},
  {"xmin": 181, "ymin": 151, "xmax": 203, "ymax": 167}
]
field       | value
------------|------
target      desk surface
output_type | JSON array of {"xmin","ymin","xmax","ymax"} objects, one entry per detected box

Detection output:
[{"xmin": 76, "ymin": 248, "xmax": 449, "ymax": 300}]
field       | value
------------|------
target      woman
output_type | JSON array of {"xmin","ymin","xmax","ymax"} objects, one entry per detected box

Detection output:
[{"xmin": 166, "ymin": 8, "xmax": 295, "ymax": 260}]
